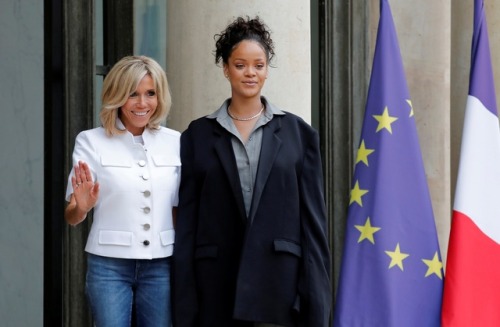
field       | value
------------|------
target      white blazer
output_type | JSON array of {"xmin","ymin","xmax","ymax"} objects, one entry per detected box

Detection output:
[{"xmin": 65, "ymin": 119, "xmax": 181, "ymax": 259}]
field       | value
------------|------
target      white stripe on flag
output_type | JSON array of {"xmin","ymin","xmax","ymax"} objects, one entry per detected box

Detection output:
[{"xmin": 454, "ymin": 95, "xmax": 500, "ymax": 243}]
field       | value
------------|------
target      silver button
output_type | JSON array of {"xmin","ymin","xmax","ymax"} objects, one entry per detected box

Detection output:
[
  {"xmin": 143, "ymin": 207, "xmax": 151, "ymax": 214},
  {"xmin": 143, "ymin": 190, "xmax": 151, "ymax": 197},
  {"xmin": 138, "ymin": 160, "xmax": 146, "ymax": 167},
  {"xmin": 141, "ymin": 173, "xmax": 149, "ymax": 180},
  {"xmin": 143, "ymin": 223, "xmax": 151, "ymax": 231}
]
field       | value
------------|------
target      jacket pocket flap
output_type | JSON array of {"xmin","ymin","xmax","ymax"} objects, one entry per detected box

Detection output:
[
  {"xmin": 160, "ymin": 229, "xmax": 175, "ymax": 246},
  {"xmin": 274, "ymin": 239, "xmax": 302, "ymax": 258},
  {"xmin": 100, "ymin": 156, "xmax": 132, "ymax": 167},
  {"xmin": 195, "ymin": 245, "xmax": 218, "ymax": 259},
  {"xmin": 98, "ymin": 230, "xmax": 133, "ymax": 246},
  {"xmin": 152, "ymin": 155, "xmax": 181, "ymax": 167}
]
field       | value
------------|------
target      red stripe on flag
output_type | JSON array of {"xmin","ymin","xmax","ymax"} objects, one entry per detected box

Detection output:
[{"xmin": 442, "ymin": 210, "xmax": 500, "ymax": 327}]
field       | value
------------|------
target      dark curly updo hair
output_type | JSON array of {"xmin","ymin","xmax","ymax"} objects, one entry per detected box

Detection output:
[{"xmin": 214, "ymin": 16, "xmax": 275, "ymax": 65}]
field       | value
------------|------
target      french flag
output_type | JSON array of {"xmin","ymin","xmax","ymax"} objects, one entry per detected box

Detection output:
[{"xmin": 442, "ymin": 0, "xmax": 500, "ymax": 326}]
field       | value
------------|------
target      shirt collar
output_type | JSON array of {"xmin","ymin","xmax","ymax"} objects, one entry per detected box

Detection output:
[
  {"xmin": 114, "ymin": 117, "xmax": 157, "ymax": 143},
  {"xmin": 207, "ymin": 96, "xmax": 285, "ymax": 121},
  {"xmin": 115, "ymin": 117, "xmax": 127, "ymax": 130}
]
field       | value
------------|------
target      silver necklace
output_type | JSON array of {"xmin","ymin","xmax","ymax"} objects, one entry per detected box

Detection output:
[{"xmin": 227, "ymin": 105, "xmax": 264, "ymax": 121}]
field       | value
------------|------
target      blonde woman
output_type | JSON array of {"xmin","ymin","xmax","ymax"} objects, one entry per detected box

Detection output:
[{"xmin": 64, "ymin": 55, "xmax": 180, "ymax": 326}]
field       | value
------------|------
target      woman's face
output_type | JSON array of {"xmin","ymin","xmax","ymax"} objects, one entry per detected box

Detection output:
[
  {"xmin": 224, "ymin": 40, "xmax": 268, "ymax": 100},
  {"xmin": 120, "ymin": 74, "xmax": 157, "ymax": 136}
]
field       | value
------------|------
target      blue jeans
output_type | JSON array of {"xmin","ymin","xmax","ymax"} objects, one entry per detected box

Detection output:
[{"xmin": 86, "ymin": 253, "xmax": 171, "ymax": 327}]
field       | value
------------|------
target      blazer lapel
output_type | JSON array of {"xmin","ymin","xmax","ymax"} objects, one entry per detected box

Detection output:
[
  {"xmin": 248, "ymin": 117, "xmax": 282, "ymax": 222},
  {"xmin": 212, "ymin": 123, "xmax": 247, "ymax": 220}
]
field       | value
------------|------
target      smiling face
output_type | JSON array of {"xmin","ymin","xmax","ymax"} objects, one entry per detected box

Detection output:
[
  {"xmin": 119, "ymin": 74, "xmax": 157, "ymax": 135},
  {"xmin": 223, "ymin": 40, "xmax": 268, "ymax": 101}
]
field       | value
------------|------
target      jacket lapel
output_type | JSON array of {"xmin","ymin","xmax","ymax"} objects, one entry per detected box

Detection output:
[
  {"xmin": 248, "ymin": 117, "xmax": 282, "ymax": 222},
  {"xmin": 212, "ymin": 123, "xmax": 247, "ymax": 221}
]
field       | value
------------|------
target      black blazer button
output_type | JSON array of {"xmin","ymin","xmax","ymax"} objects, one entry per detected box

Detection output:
[{"xmin": 143, "ymin": 240, "xmax": 150, "ymax": 246}]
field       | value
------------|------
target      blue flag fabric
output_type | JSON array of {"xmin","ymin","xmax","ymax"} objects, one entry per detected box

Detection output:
[{"xmin": 333, "ymin": 1, "xmax": 443, "ymax": 326}]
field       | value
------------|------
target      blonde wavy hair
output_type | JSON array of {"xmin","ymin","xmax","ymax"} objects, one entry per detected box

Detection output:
[{"xmin": 99, "ymin": 55, "xmax": 171, "ymax": 136}]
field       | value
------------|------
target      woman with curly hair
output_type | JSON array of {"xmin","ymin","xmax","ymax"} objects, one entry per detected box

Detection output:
[{"xmin": 173, "ymin": 17, "xmax": 331, "ymax": 327}]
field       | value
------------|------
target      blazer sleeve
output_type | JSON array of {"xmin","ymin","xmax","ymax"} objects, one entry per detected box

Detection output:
[
  {"xmin": 172, "ymin": 127, "xmax": 200, "ymax": 327},
  {"xmin": 298, "ymin": 128, "xmax": 332, "ymax": 327}
]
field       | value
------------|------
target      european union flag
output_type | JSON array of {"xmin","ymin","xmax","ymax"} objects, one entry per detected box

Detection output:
[{"xmin": 333, "ymin": 0, "xmax": 443, "ymax": 326}]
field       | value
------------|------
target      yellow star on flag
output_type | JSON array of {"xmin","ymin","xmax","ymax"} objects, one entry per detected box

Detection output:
[
  {"xmin": 422, "ymin": 252, "xmax": 443, "ymax": 279},
  {"xmin": 349, "ymin": 180, "xmax": 369, "ymax": 207},
  {"xmin": 355, "ymin": 217, "xmax": 381, "ymax": 244},
  {"xmin": 406, "ymin": 99, "xmax": 414, "ymax": 117},
  {"xmin": 385, "ymin": 243, "xmax": 409, "ymax": 271},
  {"xmin": 355, "ymin": 140, "xmax": 375, "ymax": 167},
  {"xmin": 373, "ymin": 106, "xmax": 398, "ymax": 133}
]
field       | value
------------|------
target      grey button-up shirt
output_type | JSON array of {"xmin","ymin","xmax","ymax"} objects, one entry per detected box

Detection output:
[{"xmin": 207, "ymin": 99, "xmax": 285, "ymax": 217}]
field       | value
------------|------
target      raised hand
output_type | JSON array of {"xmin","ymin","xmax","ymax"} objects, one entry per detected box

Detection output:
[
  {"xmin": 72, "ymin": 160, "xmax": 100, "ymax": 213},
  {"xmin": 65, "ymin": 161, "xmax": 100, "ymax": 225}
]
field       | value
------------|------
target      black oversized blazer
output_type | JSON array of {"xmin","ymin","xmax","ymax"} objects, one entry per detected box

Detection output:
[{"xmin": 173, "ymin": 99, "xmax": 331, "ymax": 327}]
